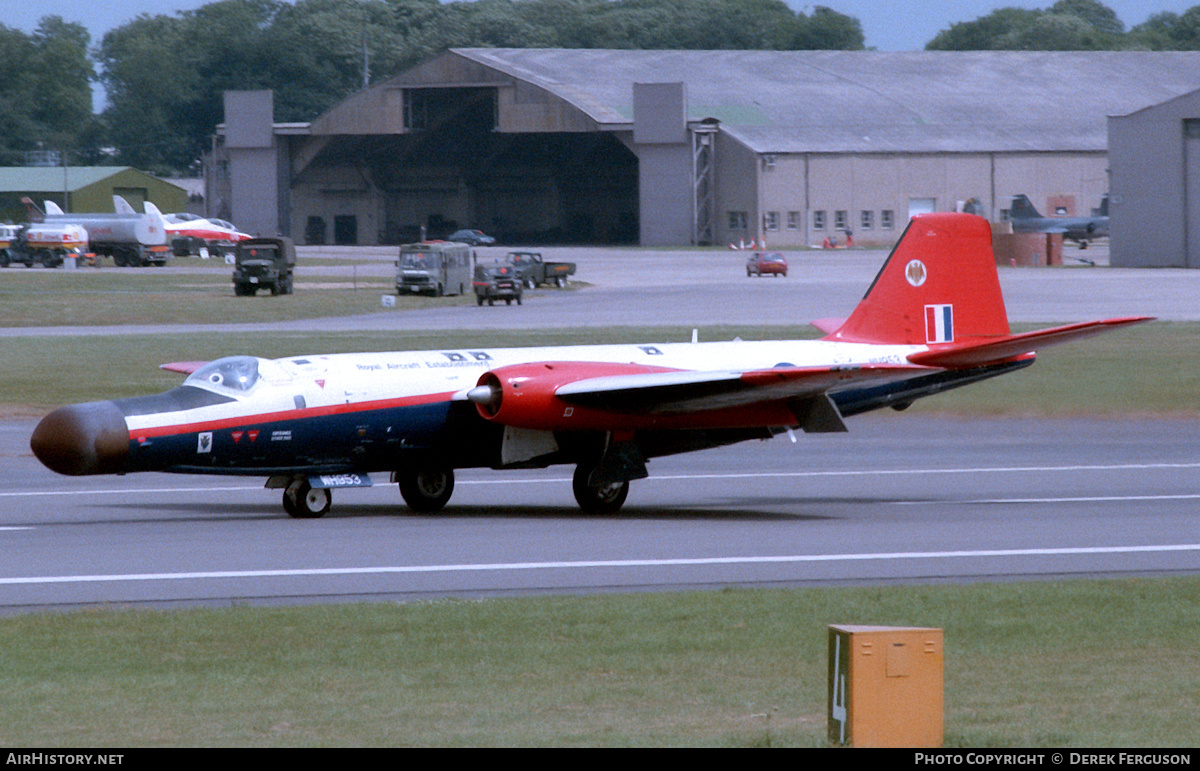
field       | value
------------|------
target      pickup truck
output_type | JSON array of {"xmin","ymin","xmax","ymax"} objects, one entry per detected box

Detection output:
[{"xmin": 507, "ymin": 251, "xmax": 576, "ymax": 288}]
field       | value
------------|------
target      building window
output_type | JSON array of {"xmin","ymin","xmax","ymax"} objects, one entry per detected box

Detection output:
[
  {"xmin": 881, "ymin": 210, "xmax": 895, "ymax": 229},
  {"xmin": 861, "ymin": 210, "xmax": 874, "ymax": 230},
  {"xmin": 813, "ymin": 210, "xmax": 826, "ymax": 230},
  {"xmin": 835, "ymin": 210, "xmax": 848, "ymax": 231},
  {"xmin": 728, "ymin": 211, "xmax": 748, "ymax": 230},
  {"xmin": 764, "ymin": 211, "xmax": 779, "ymax": 231},
  {"xmin": 787, "ymin": 211, "xmax": 801, "ymax": 230}
]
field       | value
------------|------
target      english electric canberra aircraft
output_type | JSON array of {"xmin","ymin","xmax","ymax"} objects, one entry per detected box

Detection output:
[{"xmin": 31, "ymin": 213, "xmax": 1149, "ymax": 518}]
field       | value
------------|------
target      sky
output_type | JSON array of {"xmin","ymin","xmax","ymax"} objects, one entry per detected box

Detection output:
[{"xmin": 6, "ymin": 0, "xmax": 1199, "ymax": 52}]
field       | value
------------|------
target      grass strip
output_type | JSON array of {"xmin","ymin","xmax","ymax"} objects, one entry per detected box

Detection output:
[{"xmin": 1, "ymin": 578, "xmax": 1198, "ymax": 747}]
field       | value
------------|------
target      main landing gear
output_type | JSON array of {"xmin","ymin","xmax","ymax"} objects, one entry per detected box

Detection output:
[
  {"xmin": 397, "ymin": 467, "xmax": 455, "ymax": 513},
  {"xmin": 278, "ymin": 467, "xmax": 457, "ymax": 519},
  {"xmin": 571, "ymin": 463, "xmax": 630, "ymax": 516},
  {"xmin": 277, "ymin": 463, "xmax": 631, "ymax": 518}
]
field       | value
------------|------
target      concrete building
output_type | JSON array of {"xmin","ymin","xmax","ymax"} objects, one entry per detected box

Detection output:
[
  {"xmin": 209, "ymin": 49, "xmax": 1200, "ymax": 249},
  {"xmin": 1109, "ymin": 88, "xmax": 1200, "ymax": 268}
]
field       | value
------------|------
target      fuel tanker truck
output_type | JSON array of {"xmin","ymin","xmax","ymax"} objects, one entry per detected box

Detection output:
[
  {"xmin": 22, "ymin": 196, "xmax": 172, "ymax": 267},
  {"xmin": 0, "ymin": 222, "xmax": 89, "ymax": 268}
]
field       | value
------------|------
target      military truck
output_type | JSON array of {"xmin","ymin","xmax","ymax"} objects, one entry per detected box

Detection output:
[
  {"xmin": 507, "ymin": 251, "xmax": 576, "ymax": 288},
  {"xmin": 396, "ymin": 241, "xmax": 472, "ymax": 297},
  {"xmin": 232, "ymin": 237, "xmax": 295, "ymax": 296},
  {"xmin": 473, "ymin": 261, "xmax": 523, "ymax": 306}
]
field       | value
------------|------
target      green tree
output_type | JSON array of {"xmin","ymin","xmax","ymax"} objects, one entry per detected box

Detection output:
[
  {"xmin": 927, "ymin": 7, "xmax": 1045, "ymax": 50},
  {"xmin": 996, "ymin": 12, "xmax": 1114, "ymax": 50},
  {"xmin": 0, "ymin": 17, "xmax": 96, "ymax": 165},
  {"xmin": 794, "ymin": 5, "xmax": 865, "ymax": 50},
  {"xmin": 1051, "ymin": 0, "xmax": 1124, "ymax": 35},
  {"xmin": 94, "ymin": 0, "xmax": 866, "ymax": 172},
  {"xmin": 1128, "ymin": 7, "xmax": 1200, "ymax": 50},
  {"xmin": 98, "ymin": 13, "xmax": 204, "ymax": 171},
  {"xmin": 926, "ymin": 1, "xmax": 1125, "ymax": 50}
]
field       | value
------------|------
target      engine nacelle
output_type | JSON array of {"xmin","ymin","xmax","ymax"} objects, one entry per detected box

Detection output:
[{"xmin": 466, "ymin": 361, "xmax": 675, "ymax": 431}]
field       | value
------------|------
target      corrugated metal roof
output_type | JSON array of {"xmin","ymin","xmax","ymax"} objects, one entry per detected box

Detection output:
[
  {"xmin": 0, "ymin": 166, "xmax": 137, "ymax": 193},
  {"xmin": 454, "ymin": 49, "xmax": 1200, "ymax": 153}
]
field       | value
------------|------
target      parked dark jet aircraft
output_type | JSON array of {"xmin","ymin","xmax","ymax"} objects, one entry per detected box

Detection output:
[
  {"xmin": 30, "ymin": 213, "xmax": 1149, "ymax": 518},
  {"xmin": 1008, "ymin": 194, "xmax": 1109, "ymax": 248}
]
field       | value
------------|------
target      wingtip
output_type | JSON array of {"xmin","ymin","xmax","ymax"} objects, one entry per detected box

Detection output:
[{"xmin": 160, "ymin": 361, "xmax": 208, "ymax": 374}]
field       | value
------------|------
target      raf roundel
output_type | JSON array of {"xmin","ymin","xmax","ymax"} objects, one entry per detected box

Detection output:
[{"xmin": 905, "ymin": 259, "xmax": 927, "ymax": 287}]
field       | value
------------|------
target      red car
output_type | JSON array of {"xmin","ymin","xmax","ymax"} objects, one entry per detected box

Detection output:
[{"xmin": 746, "ymin": 251, "xmax": 788, "ymax": 277}]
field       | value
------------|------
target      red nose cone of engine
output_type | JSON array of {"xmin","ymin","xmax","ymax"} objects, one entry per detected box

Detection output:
[{"xmin": 30, "ymin": 402, "xmax": 130, "ymax": 476}]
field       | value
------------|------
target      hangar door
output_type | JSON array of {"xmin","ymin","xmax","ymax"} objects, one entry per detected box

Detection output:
[
  {"xmin": 1185, "ymin": 119, "xmax": 1200, "ymax": 268},
  {"xmin": 379, "ymin": 87, "xmax": 638, "ymax": 244}
]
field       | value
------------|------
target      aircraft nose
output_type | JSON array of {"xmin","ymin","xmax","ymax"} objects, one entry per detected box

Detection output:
[{"xmin": 30, "ymin": 402, "xmax": 130, "ymax": 476}]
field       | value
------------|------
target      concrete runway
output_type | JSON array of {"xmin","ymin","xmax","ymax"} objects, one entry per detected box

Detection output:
[
  {"xmin": 3, "ymin": 242, "xmax": 1198, "ymax": 341},
  {"xmin": 3, "ymin": 415, "xmax": 1198, "ymax": 613},
  {"xmin": 3, "ymin": 241, "xmax": 1197, "ymax": 613}
]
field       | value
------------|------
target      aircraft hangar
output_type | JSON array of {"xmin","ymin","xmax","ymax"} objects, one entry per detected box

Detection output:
[{"xmin": 209, "ymin": 48, "xmax": 1200, "ymax": 250}]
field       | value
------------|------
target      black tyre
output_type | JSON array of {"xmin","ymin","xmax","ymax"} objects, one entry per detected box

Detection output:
[
  {"xmin": 398, "ymin": 467, "xmax": 455, "ymax": 513},
  {"xmin": 572, "ymin": 464, "xmax": 629, "ymax": 515},
  {"xmin": 283, "ymin": 479, "xmax": 331, "ymax": 519}
]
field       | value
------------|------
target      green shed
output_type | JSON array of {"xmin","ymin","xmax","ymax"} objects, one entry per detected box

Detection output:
[{"xmin": 0, "ymin": 167, "xmax": 188, "ymax": 223}]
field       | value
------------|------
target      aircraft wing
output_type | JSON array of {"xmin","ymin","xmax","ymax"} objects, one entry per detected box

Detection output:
[
  {"xmin": 553, "ymin": 364, "xmax": 915, "ymax": 414},
  {"xmin": 907, "ymin": 317, "xmax": 1152, "ymax": 369},
  {"xmin": 461, "ymin": 361, "xmax": 926, "ymax": 434}
]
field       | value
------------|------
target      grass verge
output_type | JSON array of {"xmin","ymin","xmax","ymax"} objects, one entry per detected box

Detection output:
[
  {"xmin": 0, "ymin": 270, "xmax": 458, "ymax": 327},
  {"xmin": 2, "ymin": 578, "xmax": 1198, "ymax": 747}
]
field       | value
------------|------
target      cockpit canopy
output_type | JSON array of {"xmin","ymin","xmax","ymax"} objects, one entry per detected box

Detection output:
[{"xmin": 186, "ymin": 356, "xmax": 261, "ymax": 392}]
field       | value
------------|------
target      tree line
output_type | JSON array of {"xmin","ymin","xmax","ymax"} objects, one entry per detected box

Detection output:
[{"xmin": 3, "ymin": 0, "xmax": 1200, "ymax": 175}]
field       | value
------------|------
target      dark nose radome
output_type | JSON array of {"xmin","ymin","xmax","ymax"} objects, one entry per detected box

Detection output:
[{"xmin": 31, "ymin": 402, "xmax": 130, "ymax": 476}]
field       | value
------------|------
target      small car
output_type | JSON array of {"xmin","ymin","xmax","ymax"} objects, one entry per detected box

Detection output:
[
  {"xmin": 746, "ymin": 251, "xmax": 788, "ymax": 277},
  {"xmin": 449, "ymin": 228, "xmax": 496, "ymax": 246},
  {"xmin": 473, "ymin": 262, "xmax": 523, "ymax": 305}
]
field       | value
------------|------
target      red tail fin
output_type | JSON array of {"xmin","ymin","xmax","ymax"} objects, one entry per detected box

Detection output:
[{"xmin": 825, "ymin": 213, "xmax": 1008, "ymax": 345}]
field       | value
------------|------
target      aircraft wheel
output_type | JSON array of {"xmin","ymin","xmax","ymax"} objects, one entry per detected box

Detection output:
[
  {"xmin": 398, "ymin": 467, "xmax": 455, "ymax": 513},
  {"xmin": 283, "ymin": 479, "xmax": 331, "ymax": 519},
  {"xmin": 572, "ymin": 464, "xmax": 629, "ymax": 516}
]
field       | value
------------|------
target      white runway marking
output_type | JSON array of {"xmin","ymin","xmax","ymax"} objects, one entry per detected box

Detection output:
[
  {"xmin": 897, "ymin": 494, "xmax": 1200, "ymax": 505},
  {"xmin": 5, "ymin": 461, "xmax": 1195, "ymax": 498},
  {"xmin": 3, "ymin": 544, "xmax": 1199, "ymax": 586}
]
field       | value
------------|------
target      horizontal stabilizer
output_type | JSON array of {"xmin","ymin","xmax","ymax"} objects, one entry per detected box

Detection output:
[
  {"xmin": 810, "ymin": 317, "xmax": 846, "ymax": 335},
  {"xmin": 906, "ymin": 316, "xmax": 1153, "ymax": 369},
  {"xmin": 554, "ymin": 364, "xmax": 914, "ymax": 415}
]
